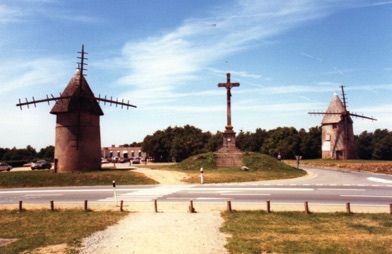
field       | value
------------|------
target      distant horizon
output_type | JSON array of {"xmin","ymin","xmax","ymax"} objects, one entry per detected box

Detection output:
[{"xmin": 1, "ymin": 1, "xmax": 390, "ymax": 150}]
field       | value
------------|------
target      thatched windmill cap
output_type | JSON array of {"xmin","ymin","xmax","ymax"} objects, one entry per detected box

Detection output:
[
  {"xmin": 50, "ymin": 69, "xmax": 104, "ymax": 115},
  {"xmin": 322, "ymin": 93, "xmax": 352, "ymax": 124}
]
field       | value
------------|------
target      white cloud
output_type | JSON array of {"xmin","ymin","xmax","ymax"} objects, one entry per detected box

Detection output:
[
  {"xmin": 114, "ymin": 0, "xmax": 342, "ymax": 107},
  {"xmin": 0, "ymin": 58, "xmax": 68, "ymax": 94},
  {"xmin": 0, "ymin": 5, "xmax": 24, "ymax": 23}
]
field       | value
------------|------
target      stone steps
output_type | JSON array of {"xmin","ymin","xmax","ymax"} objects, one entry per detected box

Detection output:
[{"xmin": 214, "ymin": 151, "xmax": 243, "ymax": 167}]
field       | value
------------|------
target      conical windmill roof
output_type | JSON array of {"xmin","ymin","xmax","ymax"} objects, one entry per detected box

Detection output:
[
  {"xmin": 50, "ymin": 69, "xmax": 104, "ymax": 115},
  {"xmin": 321, "ymin": 93, "xmax": 352, "ymax": 124}
]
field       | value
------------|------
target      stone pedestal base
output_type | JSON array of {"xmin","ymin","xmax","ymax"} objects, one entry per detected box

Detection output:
[
  {"xmin": 214, "ymin": 128, "xmax": 243, "ymax": 167},
  {"xmin": 214, "ymin": 148, "xmax": 243, "ymax": 168}
]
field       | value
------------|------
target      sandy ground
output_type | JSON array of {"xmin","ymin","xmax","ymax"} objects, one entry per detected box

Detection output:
[
  {"xmin": 133, "ymin": 167, "xmax": 188, "ymax": 184},
  {"xmin": 78, "ymin": 211, "xmax": 228, "ymax": 254}
]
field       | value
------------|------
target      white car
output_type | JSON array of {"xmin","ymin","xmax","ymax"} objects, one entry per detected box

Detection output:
[{"xmin": 0, "ymin": 162, "xmax": 12, "ymax": 172}]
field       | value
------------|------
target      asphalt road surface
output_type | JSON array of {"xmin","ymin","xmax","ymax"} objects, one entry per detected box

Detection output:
[{"xmin": 1, "ymin": 167, "xmax": 391, "ymax": 207}]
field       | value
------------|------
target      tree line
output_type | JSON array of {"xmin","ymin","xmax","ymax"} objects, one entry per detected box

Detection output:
[
  {"xmin": 142, "ymin": 125, "xmax": 391, "ymax": 162},
  {"xmin": 141, "ymin": 125, "xmax": 322, "ymax": 162},
  {"xmin": 1, "ymin": 126, "xmax": 390, "ymax": 165},
  {"xmin": 355, "ymin": 129, "xmax": 392, "ymax": 160},
  {"xmin": 0, "ymin": 146, "xmax": 54, "ymax": 166}
]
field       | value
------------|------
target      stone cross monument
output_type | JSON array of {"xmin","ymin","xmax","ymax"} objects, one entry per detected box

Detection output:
[
  {"xmin": 215, "ymin": 73, "xmax": 243, "ymax": 167},
  {"xmin": 218, "ymin": 73, "xmax": 240, "ymax": 149}
]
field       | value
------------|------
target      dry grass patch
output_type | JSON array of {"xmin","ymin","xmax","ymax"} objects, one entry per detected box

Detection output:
[
  {"xmin": 221, "ymin": 211, "xmax": 392, "ymax": 254},
  {"xmin": 285, "ymin": 159, "xmax": 392, "ymax": 174},
  {"xmin": 0, "ymin": 209, "xmax": 128, "ymax": 254}
]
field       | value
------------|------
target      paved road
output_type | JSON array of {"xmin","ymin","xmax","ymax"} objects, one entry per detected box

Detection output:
[{"xmin": 1, "ymin": 167, "xmax": 391, "ymax": 208}]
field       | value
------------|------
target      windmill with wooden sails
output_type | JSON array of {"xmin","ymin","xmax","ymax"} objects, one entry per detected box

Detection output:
[
  {"xmin": 308, "ymin": 86, "xmax": 376, "ymax": 160},
  {"xmin": 16, "ymin": 45, "xmax": 136, "ymax": 173}
]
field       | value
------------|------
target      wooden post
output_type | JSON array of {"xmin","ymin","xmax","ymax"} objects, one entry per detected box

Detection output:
[
  {"xmin": 189, "ymin": 200, "xmax": 195, "ymax": 213},
  {"xmin": 120, "ymin": 200, "xmax": 124, "ymax": 212},
  {"xmin": 154, "ymin": 199, "xmax": 158, "ymax": 213},
  {"xmin": 84, "ymin": 200, "xmax": 88, "ymax": 211},
  {"xmin": 304, "ymin": 201, "xmax": 310, "ymax": 214},
  {"xmin": 227, "ymin": 201, "xmax": 232, "ymax": 212},
  {"xmin": 266, "ymin": 200, "xmax": 271, "ymax": 213},
  {"xmin": 346, "ymin": 202, "xmax": 352, "ymax": 214},
  {"xmin": 389, "ymin": 204, "xmax": 392, "ymax": 215},
  {"xmin": 50, "ymin": 200, "xmax": 54, "ymax": 211},
  {"xmin": 19, "ymin": 201, "xmax": 23, "ymax": 212}
]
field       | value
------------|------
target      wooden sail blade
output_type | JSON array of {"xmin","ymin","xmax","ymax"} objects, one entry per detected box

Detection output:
[
  {"xmin": 349, "ymin": 113, "xmax": 377, "ymax": 121},
  {"xmin": 16, "ymin": 96, "xmax": 70, "ymax": 109},
  {"xmin": 95, "ymin": 97, "xmax": 137, "ymax": 108}
]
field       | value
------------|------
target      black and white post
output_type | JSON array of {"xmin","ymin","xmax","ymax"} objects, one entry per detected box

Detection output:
[
  {"xmin": 113, "ymin": 180, "xmax": 117, "ymax": 206},
  {"xmin": 200, "ymin": 167, "xmax": 204, "ymax": 184}
]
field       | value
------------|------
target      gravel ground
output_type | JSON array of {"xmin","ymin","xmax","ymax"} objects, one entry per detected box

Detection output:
[
  {"xmin": 78, "ymin": 210, "xmax": 229, "ymax": 254},
  {"xmin": 77, "ymin": 168, "xmax": 229, "ymax": 254}
]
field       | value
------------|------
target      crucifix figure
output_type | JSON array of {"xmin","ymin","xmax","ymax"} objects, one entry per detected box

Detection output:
[
  {"xmin": 218, "ymin": 73, "xmax": 240, "ymax": 132},
  {"xmin": 214, "ymin": 72, "xmax": 242, "ymax": 168}
]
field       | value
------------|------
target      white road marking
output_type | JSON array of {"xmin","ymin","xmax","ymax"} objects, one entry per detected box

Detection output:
[
  {"xmin": 367, "ymin": 177, "xmax": 392, "ymax": 184},
  {"xmin": 25, "ymin": 194, "xmax": 63, "ymax": 197},
  {"xmin": 220, "ymin": 193, "xmax": 271, "ymax": 196},
  {"xmin": 98, "ymin": 186, "xmax": 193, "ymax": 202},
  {"xmin": 317, "ymin": 188, "xmax": 365, "ymax": 192},
  {"xmin": 341, "ymin": 195, "xmax": 392, "ymax": 198},
  {"xmin": 190, "ymin": 187, "xmax": 314, "ymax": 191},
  {"xmin": 0, "ymin": 189, "xmax": 114, "ymax": 194}
]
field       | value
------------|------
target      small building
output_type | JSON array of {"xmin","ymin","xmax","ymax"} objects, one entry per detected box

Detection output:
[{"xmin": 101, "ymin": 145, "xmax": 146, "ymax": 161}]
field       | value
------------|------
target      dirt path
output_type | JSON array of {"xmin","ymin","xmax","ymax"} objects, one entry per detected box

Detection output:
[
  {"xmin": 77, "ymin": 168, "xmax": 228, "ymax": 254},
  {"xmin": 78, "ymin": 211, "xmax": 228, "ymax": 254},
  {"xmin": 134, "ymin": 167, "xmax": 189, "ymax": 184}
]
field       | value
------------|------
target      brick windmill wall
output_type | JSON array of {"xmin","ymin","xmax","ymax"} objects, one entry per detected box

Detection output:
[{"xmin": 50, "ymin": 69, "xmax": 103, "ymax": 173}]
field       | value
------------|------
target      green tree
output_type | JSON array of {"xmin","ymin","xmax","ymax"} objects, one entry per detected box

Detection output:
[
  {"xmin": 236, "ymin": 128, "xmax": 268, "ymax": 152},
  {"xmin": 260, "ymin": 127, "xmax": 300, "ymax": 159},
  {"xmin": 205, "ymin": 131, "xmax": 223, "ymax": 152},
  {"xmin": 2, "ymin": 146, "xmax": 36, "ymax": 161},
  {"xmin": 36, "ymin": 146, "xmax": 54, "ymax": 160},
  {"xmin": 371, "ymin": 129, "xmax": 392, "ymax": 160},
  {"xmin": 169, "ymin": 125, "xmax": 207, "ymax": 162},
  {"xmin": 356, "ymin": 131, "xmax": 373, "ymax": 159},
  {"xmin": 299, "ymin": 126, "xmax": 321, "ymax": 159}
]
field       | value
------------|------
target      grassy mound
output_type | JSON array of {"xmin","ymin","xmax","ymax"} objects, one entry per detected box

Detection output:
[
  {"xmin": 171, "ymin": 152, "xmax": 307, "ymax": 183},
  {"xmin": 171, "ymin": 152, "xmax": 217, "ymax": 170}
]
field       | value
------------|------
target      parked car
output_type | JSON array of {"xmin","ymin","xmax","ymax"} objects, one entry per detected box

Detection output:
[
  {"xmin": 118, "ymin": 157, "xmax": 130, "ymax": 163},
  {"xmin": 131, "ymin": 158, "xmax": 141, "ymax": 164},
  {"xmin": 0, "ymin": 162, "xmax": 12, "ymax": 172},
  {"xmin": 31, "ymin": 160, "xmax": 52, "ymax": 170}
]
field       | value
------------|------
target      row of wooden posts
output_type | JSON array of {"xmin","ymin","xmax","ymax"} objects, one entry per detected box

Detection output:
[{"xmin": 17, "ymin": 200, "xmax": 392, "ymax": 215}]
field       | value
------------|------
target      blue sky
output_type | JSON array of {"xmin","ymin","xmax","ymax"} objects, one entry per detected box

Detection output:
[{"xmin": 1, "ymin": 0, "xmax": 391, "ymax": 150}]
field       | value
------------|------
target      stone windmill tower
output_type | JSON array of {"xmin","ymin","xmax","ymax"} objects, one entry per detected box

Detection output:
[
  {"xmin": 309, "ymin": 86, "xmax": 376, "ymax": 160},
  {"xmin": 17, "ymin": 45, "xmax": 136, "ymax": 173}
]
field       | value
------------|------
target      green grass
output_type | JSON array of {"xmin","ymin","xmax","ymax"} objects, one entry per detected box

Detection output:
[
  {"xmin": 221, "ymin": 211, "xmax": 392, "ymax": 254},
  {"xmin": 169, "ymin": 152, "xmax": 307, "ymax": 183},
  {"xmin": 0, "ymin": 169, "xmax": 157, "ymax": 188},
  {"xmin": 0, "ymin": 209, "xmax": 128, "ymax": 254}
]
